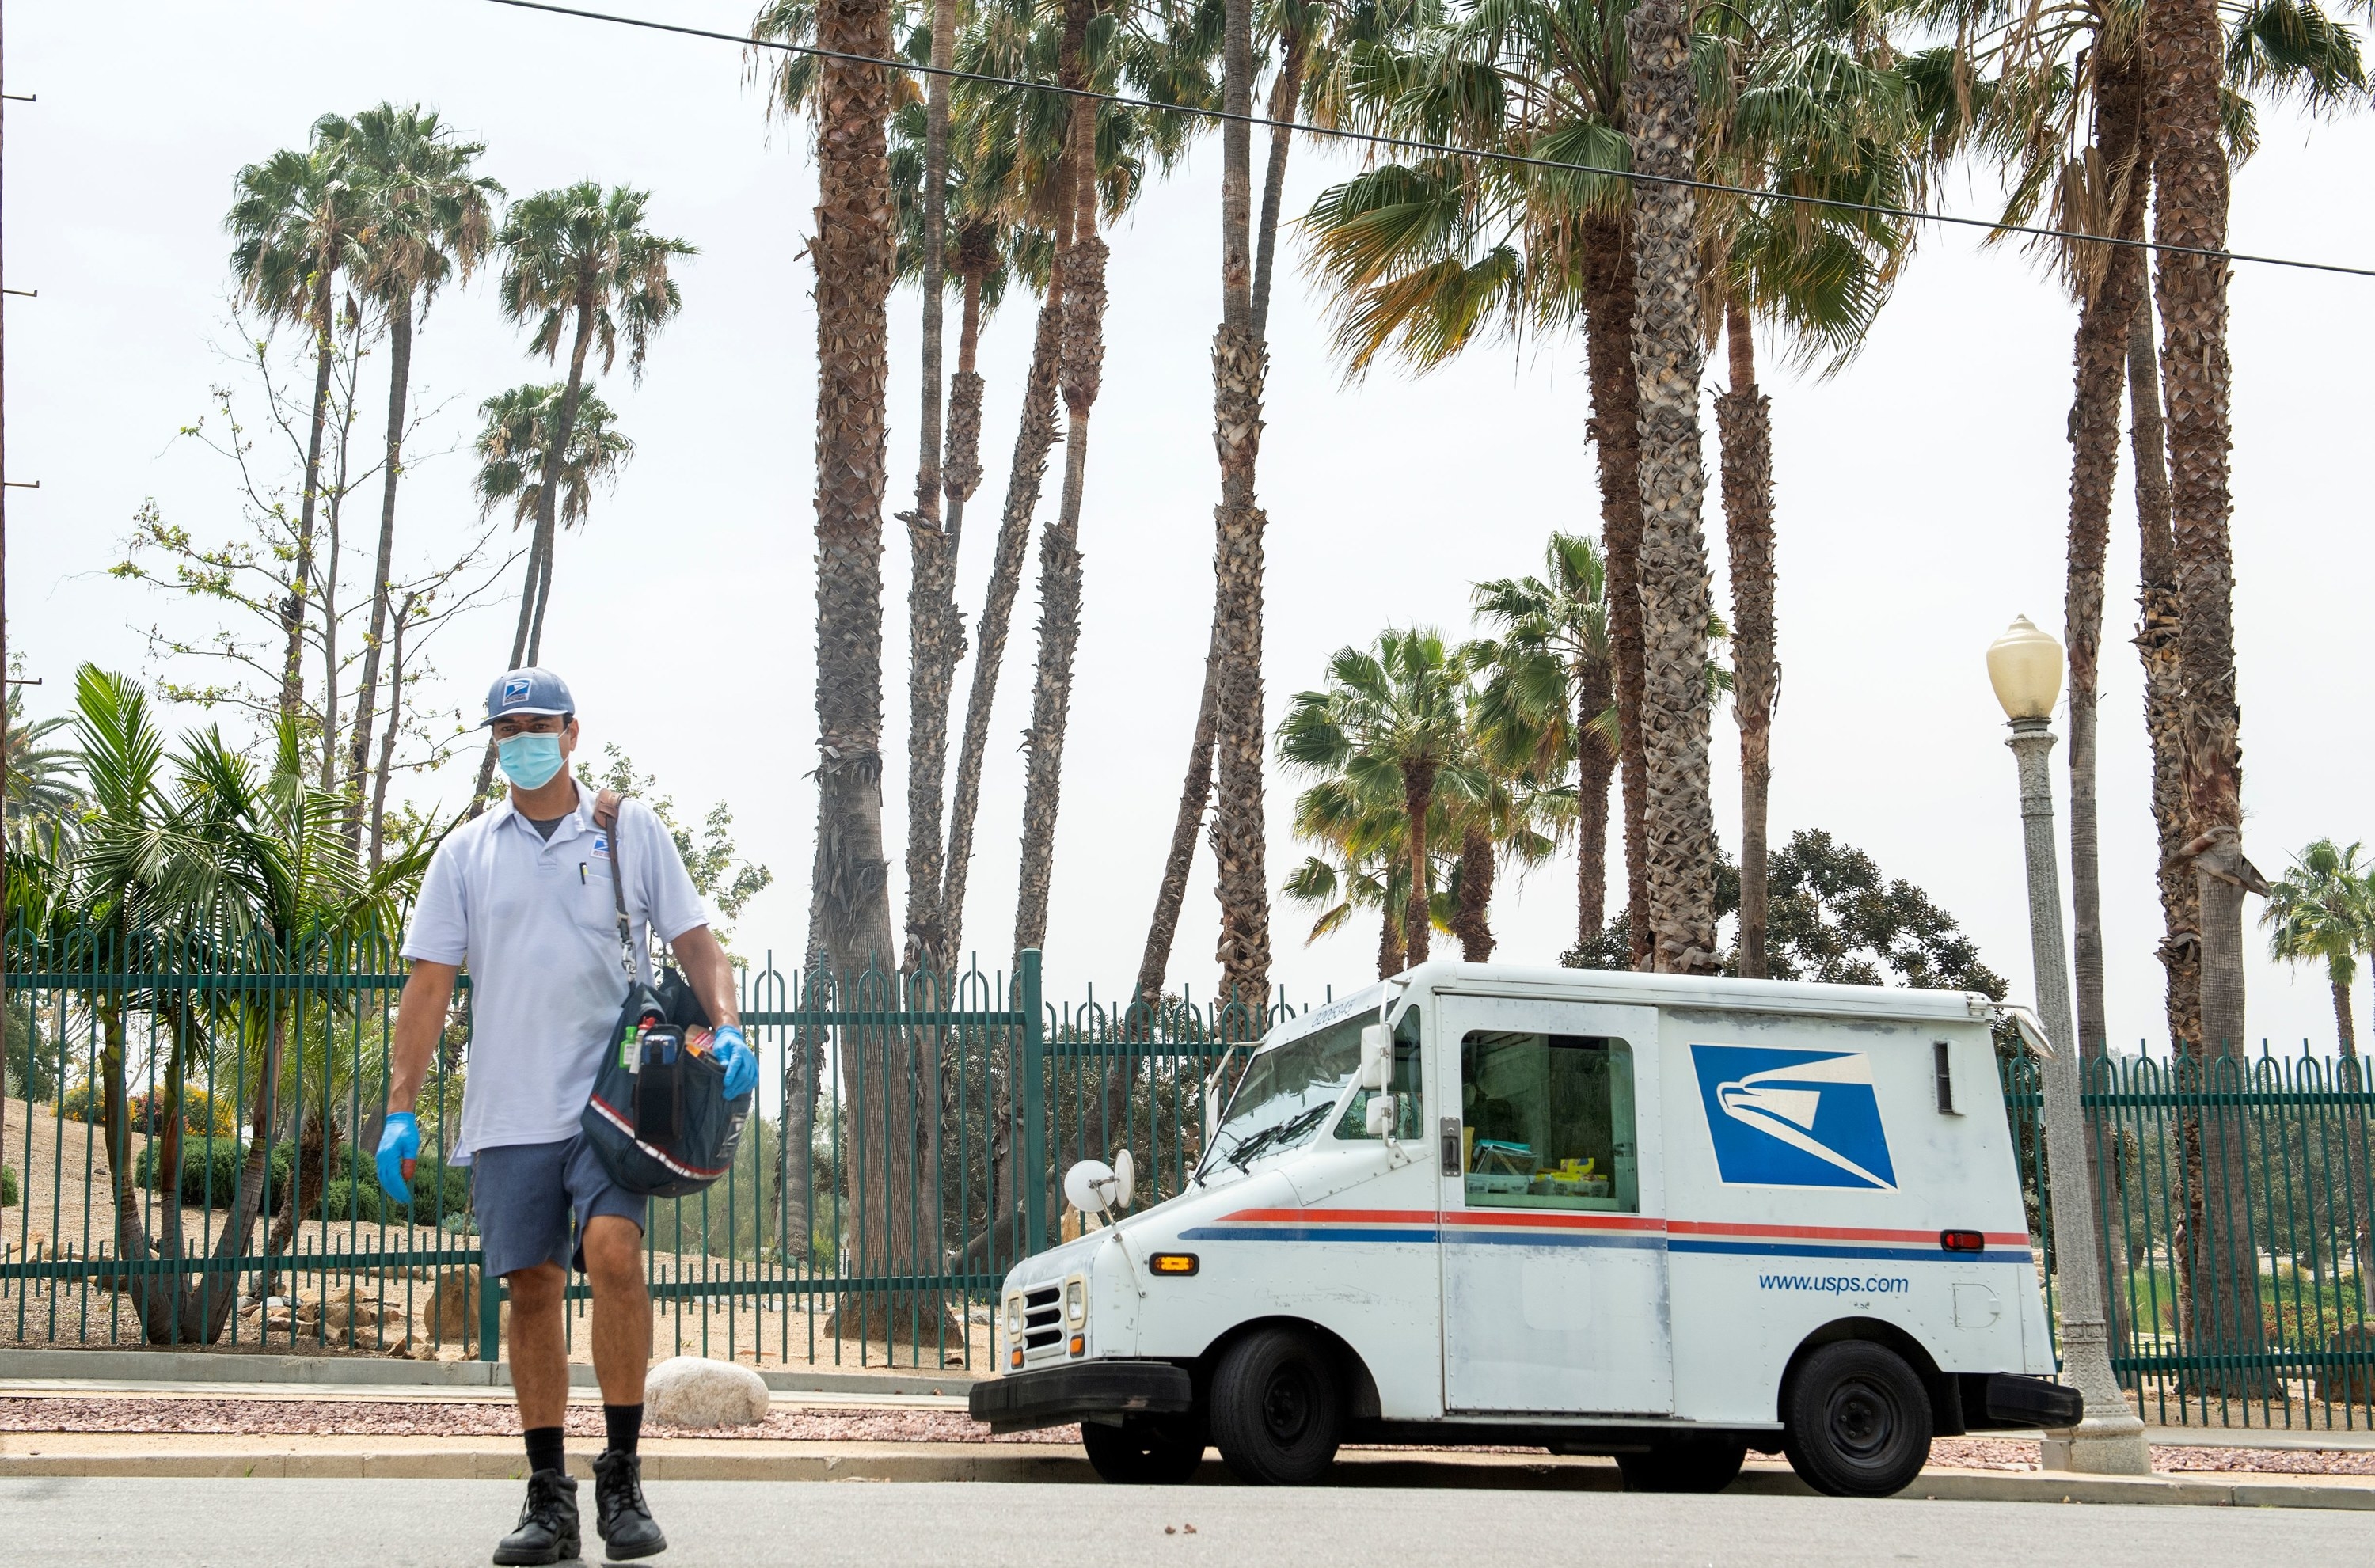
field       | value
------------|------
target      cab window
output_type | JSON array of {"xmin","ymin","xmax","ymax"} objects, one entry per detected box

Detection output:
[
  {"xmin": 1459, "ymin": 1031, "xmax": 1638, "ymax": 1212},
  {"xmin": 1336, "ymin": 1004, "xmax": 1424, "ymax": 1141}
]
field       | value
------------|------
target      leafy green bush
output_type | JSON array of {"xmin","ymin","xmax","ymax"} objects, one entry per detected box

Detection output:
[
  {"xmin": 132, "ymin": 1134, "xmax": 469, "ymax": 1220},
  {"xmin": 59, "ymin": 1084, "xmax": 238, "ymax": 1137},
  {"xmin": 1, "ymin": 1162, "xmax": 18, "ymax": 1208}
]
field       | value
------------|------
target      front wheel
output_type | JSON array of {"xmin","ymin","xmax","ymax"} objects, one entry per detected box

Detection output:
[
  {"xmin": 1081, "ymin": 1414, "xmax": 1206, "ymax": 1484},
  {"xmin": 1782, "ymin": 1341, "xmax": 1933, "ymax": 1498},
  {"xmin": 1210, "ymin": 1327, "xmax": 1343, "ymax": 1485},
  {"xmin": 1615, "ymin": 1438, "xmax": 1747, "ymax": 1494}
]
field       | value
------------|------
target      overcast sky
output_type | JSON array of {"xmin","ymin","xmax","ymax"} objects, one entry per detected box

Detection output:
[{"xmin": 11, "ymin": 0, "xmax": 2373, "ymax": 1053}]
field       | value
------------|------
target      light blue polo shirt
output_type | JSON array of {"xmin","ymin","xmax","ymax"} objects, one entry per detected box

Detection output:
[{"xmin": 401, "ymin": 786, "xmax": 709, "ymax": 1161}]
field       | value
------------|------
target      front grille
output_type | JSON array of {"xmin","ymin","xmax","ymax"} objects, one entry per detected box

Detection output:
[{"xmin": 1022, "ymin": 1285, "xmax": 1063, "ymax": 1351}]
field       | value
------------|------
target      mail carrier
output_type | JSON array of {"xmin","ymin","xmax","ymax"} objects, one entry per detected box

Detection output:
[{"xmin": 967, "ymin": 962, "xmax": 2080, "ymax": 1495}]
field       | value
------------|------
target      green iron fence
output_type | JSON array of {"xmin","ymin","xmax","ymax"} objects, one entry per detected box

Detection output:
[
  {"xmin": 8, "ymin": 928, "xmax": 2369, "ymax": 1424},
  {"xmin": 0, "ymin": 925, "xmax": 1290, "ymax": 1371},
  {"xmin": 2002, "ymin": 1047, "xmax": 2375, "ymax": 1429}
]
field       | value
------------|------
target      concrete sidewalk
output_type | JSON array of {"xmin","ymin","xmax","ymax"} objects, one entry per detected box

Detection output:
[
  {"xmin": 0, "ymin": 1346, "xmax": 975, "ymax": 1399},
  {"xmin": 1, "ymin": 1432, "xmax": 2371, "ymax": 1509}
]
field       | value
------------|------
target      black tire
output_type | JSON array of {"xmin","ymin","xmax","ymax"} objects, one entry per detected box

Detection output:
[
  {"xmin": 1081, "ymin": 1414, "xmax": 1206, "ymax": 1485},
  {"xmin": 1209, "ymin": 1327, "xmax": 1343, "ymax": 1485},
  {"xmin": 1781, "ymin": 1341, "xmax": 1934, "ymax": 1498},
  {"xmin": 1615, "ymin": 1437, "xmax": 1748, "ymax": 1494}
]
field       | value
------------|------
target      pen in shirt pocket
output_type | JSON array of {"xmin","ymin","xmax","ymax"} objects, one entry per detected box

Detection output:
[{"xmin": 580, "ymin": 862, "xmax": 587, "ymax": 884}]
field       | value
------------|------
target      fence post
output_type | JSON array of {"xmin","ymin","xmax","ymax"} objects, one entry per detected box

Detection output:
[
  {"xmin": 479, "ymin": 1270, "xmax": 501, "ymax": 1363},
  {"xmin": 1021, "ymin": 949, "xmax": 1046, "ymax": 1258}
]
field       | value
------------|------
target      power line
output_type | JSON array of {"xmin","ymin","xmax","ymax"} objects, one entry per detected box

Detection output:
[{"xmin": 479, "ymin": 0, "xmax": 2373, "ymax": 282}]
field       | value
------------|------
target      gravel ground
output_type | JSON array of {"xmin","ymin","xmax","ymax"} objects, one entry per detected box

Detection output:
[{"xmin": 2, "ymin": 1397, "xmax": 2372, "ymax": 1475}]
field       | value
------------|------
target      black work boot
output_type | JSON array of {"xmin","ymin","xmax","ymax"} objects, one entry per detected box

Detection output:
[
  {"xmin": 591, "ymin": 1449, "xmax": 667, "ymax": 1560},
  {"xmin": 493, "ymin": 1469, "xmax": 581, "ymax": 1566}
]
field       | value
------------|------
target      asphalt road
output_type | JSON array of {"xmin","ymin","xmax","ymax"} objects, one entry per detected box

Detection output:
[{"xmin": 4, "ymin": 1478, "xmax": 2365, "ymax": 1566}]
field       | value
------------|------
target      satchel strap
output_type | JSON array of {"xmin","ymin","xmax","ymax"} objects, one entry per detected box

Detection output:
[{"xmin": 593, "ymin": 788, "xmax": 640, "ymax": 984}]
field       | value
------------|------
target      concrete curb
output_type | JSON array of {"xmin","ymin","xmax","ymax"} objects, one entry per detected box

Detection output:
[
  {"xmin": 0, "ymin": 1348, "xmax": 978, "ymax": 1399},
  {"xmin": 0, "ymin": 1437, "xmax": 2369, "ymax": 1508}
]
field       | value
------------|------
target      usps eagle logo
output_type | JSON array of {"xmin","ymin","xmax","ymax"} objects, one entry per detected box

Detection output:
[
  {"xmin": 502, "ymin": 675, "xmax": 533, "ymax": 707},
  {"xmin": 1690, "ymin": 1044, "xmax": 1898, "ymax": 1191}
]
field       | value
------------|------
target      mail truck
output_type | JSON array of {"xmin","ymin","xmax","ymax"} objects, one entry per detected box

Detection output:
[{"xmin": 968, "ymin": 962, "xmax": 2081, "ymax": 1495}]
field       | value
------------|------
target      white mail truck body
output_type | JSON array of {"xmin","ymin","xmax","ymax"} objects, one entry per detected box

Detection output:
[{"xmin": 967, "ymin": 962, "xmax": 2080, "ymax": 1496}]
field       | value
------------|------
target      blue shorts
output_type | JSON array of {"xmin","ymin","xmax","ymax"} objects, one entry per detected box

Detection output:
[{"xmin": 471, "ymin": 1134, "xmax": 646, "ymax": 1278}]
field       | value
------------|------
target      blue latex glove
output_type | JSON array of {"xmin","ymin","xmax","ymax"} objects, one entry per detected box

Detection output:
[
  {"xmin": 712, "ymin": 1024, "xmax": 758, "ymax": 1100},
  {"xmin": 375, "ymin": 1111, "xmax": 420, "ymax": 1205}
]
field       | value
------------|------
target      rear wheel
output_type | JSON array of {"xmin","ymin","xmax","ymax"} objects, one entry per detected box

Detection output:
[
  {"xmin": 1081, "ymin": 1414, "xmax": 1206, "ymax": 1484},
  {"xmin": 1210, "ymin": 1327, "xmax": 1343, "ymax": 1485},
  {"xmin": 1615, "ymin": 1438, "xmax": 1748, "ymax": 1494},
  {"xmin": 1782, "ymin": 1341, "xmax": 1933, "ymax": 1498}
]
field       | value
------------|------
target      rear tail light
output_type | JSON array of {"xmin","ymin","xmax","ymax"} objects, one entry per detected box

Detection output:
[{"xmin": 1940, "ymin": 1229, "xmax": 1986, "ymax": 1253}]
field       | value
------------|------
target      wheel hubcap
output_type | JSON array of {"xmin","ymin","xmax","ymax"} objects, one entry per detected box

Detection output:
[
  {"xmin": 1262, "ymin": 1366, "xmax": 1314, "ymax": 1443},
  {"xmin": 1826, "ymin": 1377, "xmax": 1896, "ymax": 1461}
]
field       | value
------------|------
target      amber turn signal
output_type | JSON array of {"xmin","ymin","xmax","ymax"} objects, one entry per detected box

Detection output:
[
  {"xmin": 1009, "ymin": 1348, "xmax": 1024, "ymax": 1369},
  {"xmin": 1149, "ymin": 1252, "xmax": 1199, "ymax": 1276},
  {"xmin": 1069, "ymin": 1335, "xmax": 1085, "ymax": 1357},
  {"xmin": 1940, "ymin": 1229, "xmax": 1985, "ymax": 1253}
]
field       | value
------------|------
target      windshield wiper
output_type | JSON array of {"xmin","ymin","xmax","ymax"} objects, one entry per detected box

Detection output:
[{"xmin": 1229, "ymin": 1103, "xmax": 1334, "ymax": 1171}]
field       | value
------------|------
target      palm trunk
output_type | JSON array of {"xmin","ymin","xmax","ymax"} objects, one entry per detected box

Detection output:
[
  {"xmin": 1012, "ymin": 15, "xmax": 1104, "ymax": 960},
  {"xmin": 2066, "ymin": 41, "xmax": 2149, "ymax": 1061},
  {"xmin": 2149, "ymin": 0, "xmax": 2264, "ymax": 1395},
  {"xmin": 2130, "ymin": 305, "xmax": 2198, "ymax": 1054},
  {"xmin": 315, "ymin": 320, "xmax": 363, "ymax": 795},
  {"xmin": 1716, "ymin": 296, "xmax": 1776, "ymax": 979},
  {"xmin": 1575, "ymin": 666, "xmax": 1616, "ymax": 946},
  {"xmin": 1377, "ymin": 883, "xmax": 1406, "ymax": 979},
  {"xmin": 1453, "ymin": 822, "xmax": 1495, "ymax": 962},
  {"xmin": 1136, "ymin": 623, "xmax": 1220, "ymax": 1010},
  {"xmin": 369, "ymin": 591, "xmax": 415, "ymax": 870},
  {"xmin": 1623, "ymin": 0, "xmax": 1722, "ymax": 975},
  {"xmin": 1146, "ymin": 24, "xmax": 1300, "ymax": 1009},
  {"xmin": 901, "ymin": 0, "xmax": 963, "ymax": 981},
  {"xmin": 347, "ymin": 292, "xmax": 412, "ymax": 852},
  {"xmin": 1250, "ymin": 29, "xmax": 1305, "ymax": 337},
  {"xmin": 1210, "ymin": 0, "xmax": 1273, "ymax": 1010},
  {"xmin": 281, "ymin": 266, "xmax": 337, "ymax": 724},
  {"xmin": 1401, "ymin": 762, "xmax": 1436, "ymax": 965},
  {"xmin": 811, "ymin": 0, "xmax": 912, "ymax": 1341},
  {"xmin": 1578, "ymin": 213, "xmax": 1650, "ymax": 970},
  {"xmin": 942, "ymin": 283, "xmax": 1063, "ymax": 960}
]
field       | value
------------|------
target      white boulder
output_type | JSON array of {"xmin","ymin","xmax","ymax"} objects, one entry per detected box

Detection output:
[{"xmin": 644, "ymin": 1355, "xmax": 770, "ymax": 1429}]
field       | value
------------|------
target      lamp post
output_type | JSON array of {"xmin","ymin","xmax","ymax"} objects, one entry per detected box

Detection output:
[{"xmin": 1986, "ymin": 616, "xmax": 2150, "ymax": 1474}]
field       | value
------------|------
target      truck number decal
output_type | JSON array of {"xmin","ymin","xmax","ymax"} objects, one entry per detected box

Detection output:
[{"xmin": 1690, "ymin": 1044, "xmax": 1898, "ymax": 1191}]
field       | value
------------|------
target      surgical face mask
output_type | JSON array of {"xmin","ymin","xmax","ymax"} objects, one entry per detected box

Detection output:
[{"xmin": 497, "ymin": 731, "xmax": 566, "ymax": 791}]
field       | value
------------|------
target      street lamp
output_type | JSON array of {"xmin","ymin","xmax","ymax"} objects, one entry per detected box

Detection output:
[{"xmin": 1986, "ymin": 616, "xmax": 2151, "ymax": 1474}]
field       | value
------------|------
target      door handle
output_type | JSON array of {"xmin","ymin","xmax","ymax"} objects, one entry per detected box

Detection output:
[{"xmin": 1440, "ymin": 1117, "xmax": 1461, "ymax": 1172}]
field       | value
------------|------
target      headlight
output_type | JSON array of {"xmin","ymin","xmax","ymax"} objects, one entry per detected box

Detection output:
[
  {"xmin": 1066, "ymin": 1276, "xmax": 1086, "ymax": 1325},
  {"xmin": 1005, "ymin": 1293, "xmax": 1022, "ymax": 1338}
]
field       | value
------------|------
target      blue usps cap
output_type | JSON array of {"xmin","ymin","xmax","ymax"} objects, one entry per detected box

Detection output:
[{"xmin": 482, "ymin": 666, "xmax": 575, "ymax": 726}]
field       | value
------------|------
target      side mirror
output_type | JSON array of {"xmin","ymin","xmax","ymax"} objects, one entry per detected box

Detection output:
[
  {"xmin": 1063, "ymin": 1150, "xmax": 1135, "ymax": 1220},
  {"xmin": 1365, "ymin": 1095, "xmax": 1395, "ymax": 1138},
  {"xmin": 1359, "ymin": 1023, "xmax": 1392, "ymax": 1092}
]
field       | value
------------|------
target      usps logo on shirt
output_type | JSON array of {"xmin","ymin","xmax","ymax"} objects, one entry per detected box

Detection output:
[
  {"xmin": 1691, "ymin": 1043, "xmax": 1898, "ymax": 1191},
  {"xmin": 589, "ymin": 834, "xmax": 611, "ymax": 860},
  {"xmin": 501, "ymin": 674, "xmax": 532, "ymax": 707}
]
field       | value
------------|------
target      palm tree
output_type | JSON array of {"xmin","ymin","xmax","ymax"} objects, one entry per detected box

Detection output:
[
  {"xmin": 61, "ymin": 665, "xmax": 425, "ymax": 1344},
  {"xmin": 332, "ymin": 106, "xmax": 500, "ymax": 849},
  {"xmin": 1302, "ymin": 0, "xmax": 1653, "ymax": 965},
  {"xmin": 493, "ymin": 183, "xmax": 694, "ymax": 671},
  {"xmin": 1279, "ymin": 629, "xmax": 1476, "ymax": 966},
  {"xmin": 2263, "ymin": 840, "xmax": 2374, "ymax": 1059},
  {"xmin": 1472, "ymin": 532, "xmax": 1619, "ymax": 951},
  {"xmin": 471, "ymin": 384, "xmax": 635, "ymax": 543},
  {"xmin": 225, "ymin": 130, "xmax": 364, "ymax": 725},
  {"xmin": 3, "ymin": 681, "xmax": 81, "ymax": 852},
  {"xmin": 1705, "ymin": 4, "xmax": 1925, "ymax": 978},
  {"xmin": 2262, "ymin": 835, "xmax": 2375, "ymax": 1317}
]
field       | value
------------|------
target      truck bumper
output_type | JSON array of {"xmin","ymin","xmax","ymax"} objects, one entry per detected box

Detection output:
[
  {"xmin": 967, "ymin": 1359, "xmax": 1195, "ymax": 1434},
  {"xmin": 1973, "ymin": 1372, "xmax": 2085, "ymax": 1429}
]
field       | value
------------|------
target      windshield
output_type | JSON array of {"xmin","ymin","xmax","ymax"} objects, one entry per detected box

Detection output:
[{"xmin": 1203, "ymin": 997, "xmax": 1381, "ymax": 1174}]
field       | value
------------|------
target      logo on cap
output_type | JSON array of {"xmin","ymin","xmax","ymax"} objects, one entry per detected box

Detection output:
[
  {"xmin": 1691, "ymin": 1044, "xmax": 1898, "ymax": 1190},
  {"xmin": 502, "ymin": 675, "xmax": 532, "ymax": 707}
]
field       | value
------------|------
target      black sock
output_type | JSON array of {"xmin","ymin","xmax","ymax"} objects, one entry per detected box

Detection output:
[
  {"xmin": 524, "ymin": 1426, "xmax": 566, "ymax": 1476},
  {"xmin": 604, "ymin": 1403, "xmax": 644, "ymax": 1458}
]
